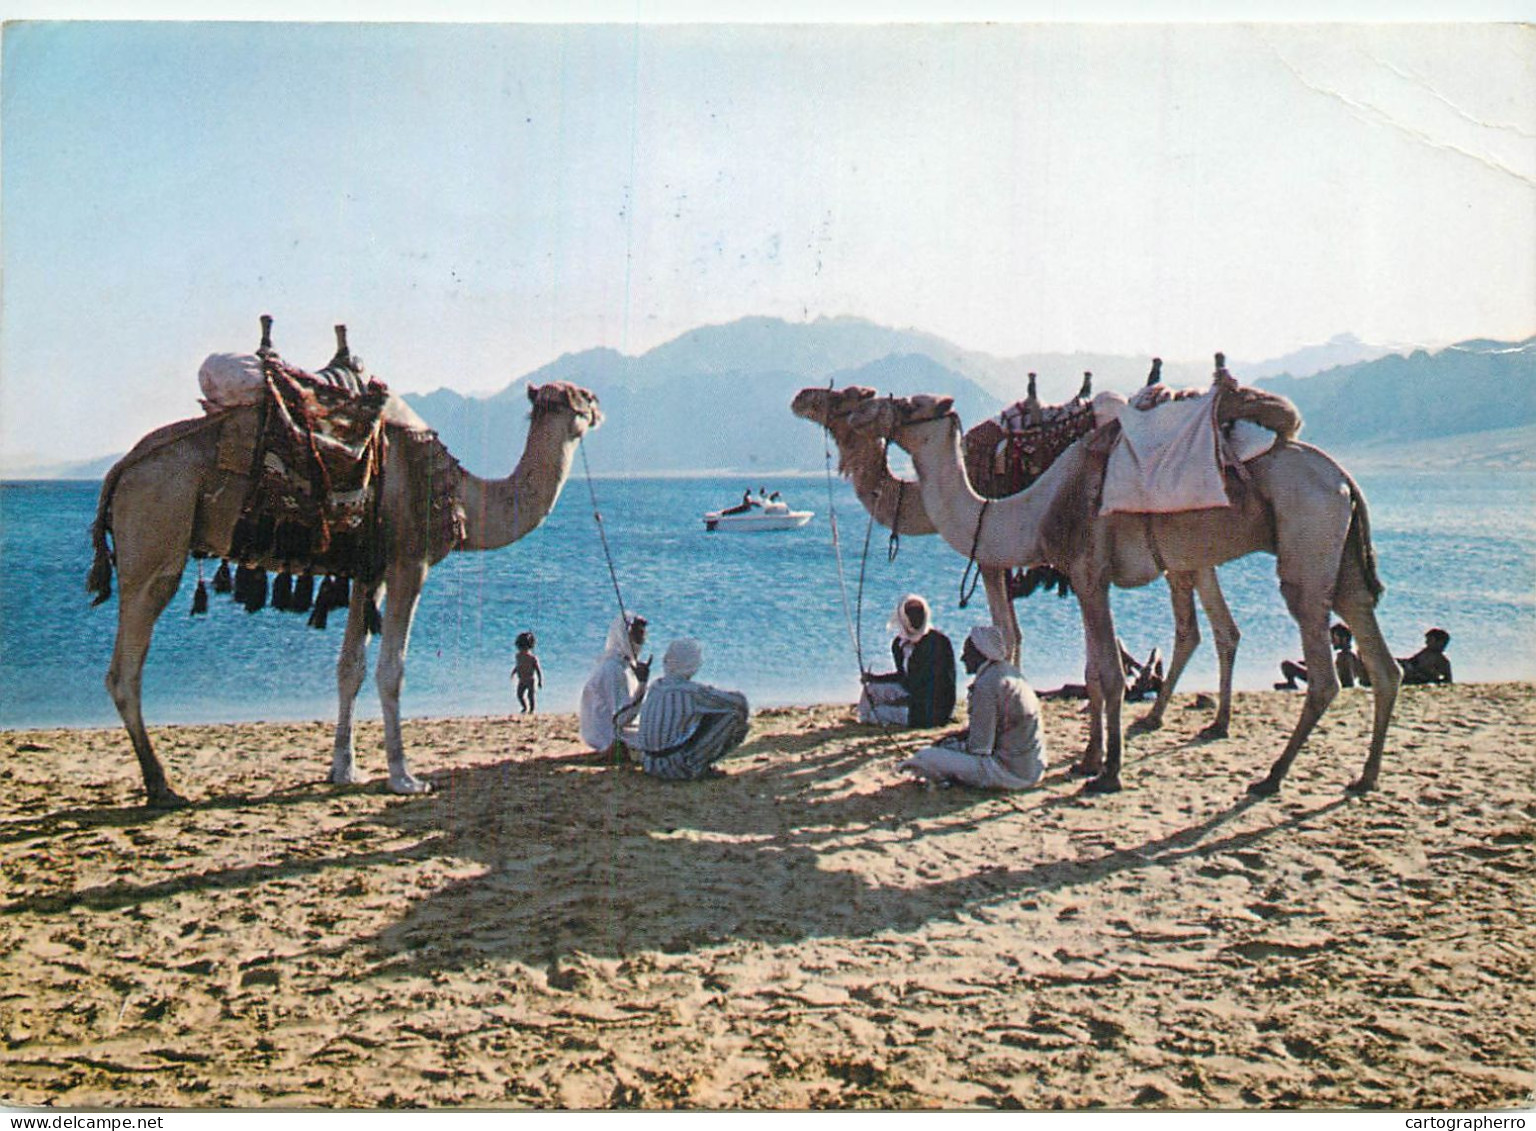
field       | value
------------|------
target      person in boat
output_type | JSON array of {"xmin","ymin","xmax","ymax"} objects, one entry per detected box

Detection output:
[
  {"xmin": 633, "ymin": 638, "xmax": 751, "ymax": 780},
  {"xmin": 1399, "ymin": 627, "xmax": 1453, "ymax": 686},
  {"xmin": 720, "ymin": 490, "xmax": 757, "ymax": 517},
  {"xmin": 858, "ymin": 594, "xmax": 957, "ymax": 728},
  {"xmin": 1275, "ymin": 623, "xmax": 1369, "ymax": 690},
  {"xmin": 579, "ymin": 613, "xmax": 652, "ymax": 760},
  {"xmin": 898, "ymin": 625, "xmax": 1047, "ymax": 791}
]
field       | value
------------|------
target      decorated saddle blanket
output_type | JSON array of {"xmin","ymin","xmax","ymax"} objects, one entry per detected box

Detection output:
[
  {"xmin": 1097, "ymin": 387, "xmax": 1281, "ymax": 516},
  {"xmin": 221, "ymin": 359, "xmax": 393, "ymax": 580},
  {"xmin": 968, "ymin": 397, "xmax": 1098, "ymax": 498}
]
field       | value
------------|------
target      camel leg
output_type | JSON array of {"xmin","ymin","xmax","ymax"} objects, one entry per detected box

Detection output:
[
  {"xmin": 1077, "ymin": 587, "xmax": 1126, "ymax": 794},
  {"xmin": 1333, "ymin": 558, "xmax": 1400, "ymax": 794},
  {"xmin": 1135, "ymin": 571, "xmax": 1201, "ymax": 733},
  {"xmin": 1249, "ymin": 580, "xmax": 1337, "ymax": 796},
  {"xmin": 106, "ymin": 571, "xmax": 187, "ymax": 807},
  {"xmin": 982, "ymin": 568, "xmax": 1021, "ymax": 666},
  {"xmin": 376, "ymin": 561, "xmax": 431, "ymax": 795},
  {"xmin": 329, "ymin": 583, "xmax": 379, "ymax": 786},
  {"xmin": 1192, "ymin": 568, "xmax": 1240, "ymax": 738},
  {"xmin": 1074, "ymin": 651, "xmax": 1106, "ymax": 777}
]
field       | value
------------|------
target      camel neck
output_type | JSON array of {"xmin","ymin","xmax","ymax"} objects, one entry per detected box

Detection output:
[
  {"xmin": 839, "ymin": 429, "xmax": 937, "ymax": 537},
  {"xmin": 906, "ymin": 420, "xmax": 1053, "ymax": 568},
  {"xmin": 454, "ymin": 424, "xmax": 578, "ymax": 552}
]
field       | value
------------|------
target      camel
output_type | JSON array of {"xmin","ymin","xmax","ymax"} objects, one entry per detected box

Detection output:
[
  {"xmin": 790, "ymin": 384, "xmax": 1241, "ymax": 755},
  {"xmin": 837, "ymin": 391, "xmax": 1399, "ymax": 796},
  {"xmin": 88, "ymin": 378, "xmax": 602, "ymax": 807}
]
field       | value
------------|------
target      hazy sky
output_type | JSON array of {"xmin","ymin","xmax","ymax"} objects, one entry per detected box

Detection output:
[{"xmin": 2, "ymin": 12, "xmax": 1533, "ymax": 467}]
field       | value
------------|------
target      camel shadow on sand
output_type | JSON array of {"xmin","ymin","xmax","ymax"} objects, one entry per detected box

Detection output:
[{"xmin": 3, "ymin": 723, "xmax": 1354, "ymax": 972}]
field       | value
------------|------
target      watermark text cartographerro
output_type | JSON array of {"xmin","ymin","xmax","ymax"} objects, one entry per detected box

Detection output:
[{"xmin": 1407, "ymin": 1120, "xmax": 1527, "ymax": 1130}]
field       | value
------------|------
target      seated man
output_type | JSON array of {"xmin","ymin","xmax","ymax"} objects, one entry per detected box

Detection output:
[
  {"xmin": 1400, "ymin": 627, "xmax": 1453, "ymax": 686},
  {"xmin": 635, "ymin": 638, "xmax": 750, "ymax": 780},
  {"xmin": 898, "ymin": 625, "xmax": 1046, "ymax": 791},
  {"xmin": 1276, "ymin": 623, "xmax": 1370, "ymax": 690},
  {"xmin": 579, "ymin": 613, "xmax": 651, "ymax": 761},
  {"xmin": 858, "ymin": 594, "xmax": 957, "ymax": 728}
]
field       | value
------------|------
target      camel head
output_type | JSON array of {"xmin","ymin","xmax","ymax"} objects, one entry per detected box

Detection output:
[
  {"xmin": 527, "ymin": 381, "xmax": 604, "ymax": 439},
  {"xmin": 789, "ymin": 385, "xmax": 878, "ymax": 430},
  {"xmin": 843, "ymin": 392, "xmax": 956, "ymax": 451}
]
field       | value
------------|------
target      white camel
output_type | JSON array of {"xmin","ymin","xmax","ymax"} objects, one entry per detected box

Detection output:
[
  {"xmin": 839, "ymin": 392, "xmax": 1399, "ymax": 795},
  {"xmin": 88, "ymin": 380, "xmax": 602, "ymax": 806},
  {"xmin": 791, "ymin": 384, "xmax": 1241, "ymax": 757}
]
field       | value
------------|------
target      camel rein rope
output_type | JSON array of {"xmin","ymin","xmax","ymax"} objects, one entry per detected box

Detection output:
[
  {"xmin": 578, "ymin": 439, "xmax": 630, "ymax": 628},
  {"xmin": 821, "ymin": 388, "xmax": 866, "ymax": 676},
  {"xmin": 958, "ymin": 497, "xmax": 991, "ymax": 609}
]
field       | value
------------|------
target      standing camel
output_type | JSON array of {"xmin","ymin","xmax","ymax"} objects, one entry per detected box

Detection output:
[
  {"xmin": 790, "ymin": 384, "xmax": 1241, "ymax": 753},
  {"xmin": 839, "ymin": 392, "xmax": 1399, "ymax": 796},
  {"xmin": 88, "ymin": 380, "xmax": 602, "ymax": 806}
]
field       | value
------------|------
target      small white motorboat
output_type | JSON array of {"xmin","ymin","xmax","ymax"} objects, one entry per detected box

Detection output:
[{"xmin": 703, "ymin": 497, "xmax": 814, "ymax": 532}]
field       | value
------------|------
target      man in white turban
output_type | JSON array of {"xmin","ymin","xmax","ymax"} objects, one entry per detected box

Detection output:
[
  {"xmin": 634, "ymin": 637, "xmax": 751, "ymax": 780},
  {"xmin": 898, "ymin": 624, "xmax": 1046, "ymax": 790},
  {"xmin": 858, "ymin": 594, "xmax": 957, "ymax": 728},
  {"xmin": 579, "ymin": 613, "xmax": 651, "ymax": 760}
]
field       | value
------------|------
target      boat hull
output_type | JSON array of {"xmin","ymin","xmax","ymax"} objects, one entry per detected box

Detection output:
[{"xmin": 703, "ymin": 510, "xmax": 813, "ymax": 532}]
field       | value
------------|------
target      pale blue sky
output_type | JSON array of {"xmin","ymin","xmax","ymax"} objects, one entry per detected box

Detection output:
[{"xmin": 2, "ymin": 12, "xmax": 1533, "ymax": 468}]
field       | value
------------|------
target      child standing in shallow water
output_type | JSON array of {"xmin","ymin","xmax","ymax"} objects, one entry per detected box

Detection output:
[{"xmin": 512, "ymin": 631, "xmax": 544, "ymax": 713}]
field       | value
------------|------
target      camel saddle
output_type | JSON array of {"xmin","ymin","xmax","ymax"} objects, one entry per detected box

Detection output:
[
  {"xmin": 217, "ymin": 357, "xmax": 393, "ymax": 581},
  {"xmin": 1097, "ymin": 382, "xmax": 1303, "ymax": 516},
  {"xmin": 965, "ymin": 396, "xmax": 1098, "ymax": 499}
]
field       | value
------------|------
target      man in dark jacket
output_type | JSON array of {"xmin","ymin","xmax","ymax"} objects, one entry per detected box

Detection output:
[{"xmin": 858, "ymin": 594, "xmax": 957, "ymax": 728}]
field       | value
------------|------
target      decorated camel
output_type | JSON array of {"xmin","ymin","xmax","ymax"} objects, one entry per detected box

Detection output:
[
  {"xmin": 837, "ymin": 391, "xmax": 1399, "ymax": 796},
  {"xmin": 88, "ymin": 357, "xmax": 602, "ymax": 807},
  {"xmin": 790, "ymin": 383, "xmax": 1242, "ymax": 754}
]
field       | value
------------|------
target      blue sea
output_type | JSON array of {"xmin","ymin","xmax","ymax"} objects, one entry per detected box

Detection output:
[{"xmin": 2, "ymin": 470, "xmax": 1533, "ymax": 730}]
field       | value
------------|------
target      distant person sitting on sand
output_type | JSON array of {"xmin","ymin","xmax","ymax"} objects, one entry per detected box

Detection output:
[
  {"xmin": 512, "ymin": 630, "xmax": 544, "ymax": 713},
  {"xmin": 1275, "ymin": 623, "xmax": 1370, "ymax": 690},
  {"xmin": 1399, "ymin": 627, "xmax": 1453, "ymax": 686},
  {"xmin": 1042, "ymin": 638, "xmax": 1163, "ymax": 702},
  {"xmin": 579, "ymin": 613, "xmax": 652, "ymax": 760},
  {"xmin": 899, "ymin": 625, "xmax": 1046, "ymax": 791},
  {"xmin": 858, "ymin": 594, "xmax": 957, "ymax": 728},
  {"xmin": 634, "ymin": 638, "xmax": 750, "ymax": 780}
]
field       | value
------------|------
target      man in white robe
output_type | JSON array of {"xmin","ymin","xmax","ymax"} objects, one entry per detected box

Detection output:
[{"xmin": 579, "ymin": 613, "xmax": 651, "ymax": 760}]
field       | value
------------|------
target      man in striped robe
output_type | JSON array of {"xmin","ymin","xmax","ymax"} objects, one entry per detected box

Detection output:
[{"xmin": 635, "ymin": 638, "xmax": 750, "ymax": 780}]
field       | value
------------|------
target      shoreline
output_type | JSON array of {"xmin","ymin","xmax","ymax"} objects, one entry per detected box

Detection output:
[{"xmin": 1, "ymin": 683, "xmax": 1532, "ymax": 1110}]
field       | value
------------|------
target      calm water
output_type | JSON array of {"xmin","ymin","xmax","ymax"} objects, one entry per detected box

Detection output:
[{"xmin": 2, "ymin": 470, "xmax": 1533, "ymax": 729}]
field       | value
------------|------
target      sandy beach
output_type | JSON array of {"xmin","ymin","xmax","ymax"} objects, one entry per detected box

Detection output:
[{"xmin": 0, "ymin": 683, "xmax": 1531, "ymax": 1111}]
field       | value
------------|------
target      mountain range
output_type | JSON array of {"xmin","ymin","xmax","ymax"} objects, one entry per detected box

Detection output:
[
  {"xmin": 403, "ymin": 318, "xmax": 1535, "ymax": 477},
  {"xmin": 10, "ymin": 317, "xmax": 1534, "ymax": 477}
]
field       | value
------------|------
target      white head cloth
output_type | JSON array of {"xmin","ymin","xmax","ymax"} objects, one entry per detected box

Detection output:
[
  {"xmin": 888, "ymin": 593, "xmax": 932, "ymax": 643},
  {"xmin": 601, "ymin": 613, "xmax": 643, "ymax": 664},
  {"xmin": 663, "ymin": 637, "xmax": 704, "ymax": 679},
  {"xmin": 967, "ymin": 624, "xmax": 1007, "ymax": 663}
]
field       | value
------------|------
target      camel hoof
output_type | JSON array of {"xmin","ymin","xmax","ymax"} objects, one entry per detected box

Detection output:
[
  {"xmin": 1197, "ymin": 722, "xmax": 1229, "ymax": 741},
  {"xmin": 1068, "ymin": 760, "xmax": 1102, "ymax": 780},
  {"xmin": 1345, "ymin": 777, "xmax": 1377, "ymax": 795},
  {"xmin": 388, "ymin": 775, "xmax": 433, "ymax": 796},
  {"xmin": 1080, "ymin": 774, "xmax": 1122, "ymax": 795},
  {"xmin": 1247, "ymin": 776, "xmax": 1282, "ymax": 798},
  {"xmin": 147, "ymin": 789, "xmax": 189, "ymax": 810},
  {"xmin": 1128, "ymin": 714, "xmax": 1163, "ymax": 734}
]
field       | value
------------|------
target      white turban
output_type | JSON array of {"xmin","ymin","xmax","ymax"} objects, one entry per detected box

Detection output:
[
  {"xmin": 967, "ymin": 625, "xmax": 1007, "ymax": 663},
  {"xmin": 663, "ymin": 637, "xmax": 704, "ymax": 679},
  {"xmin": 888, "ymin": 594, "xmax": 932, "ymax": 643}
]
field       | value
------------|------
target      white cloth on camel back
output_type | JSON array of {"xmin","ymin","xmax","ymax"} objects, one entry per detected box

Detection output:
[
  {"xmin": 1099, "ymin": 387, "xmax": 1277, "ymax": 516},
  {"xmin": 197, "ymin": 352, "xmax": 431, "ymax": 432},
  {"xmin": 637, "ymin": 638, "xmax": 750, "ymax": 781},
  {"xmin": 899, "ymin": 628, "xmax": 1045, "ymax": 791},
  {"xmin": 579, "ymin": 613, "xmax": 647, "ymax": 755}
]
